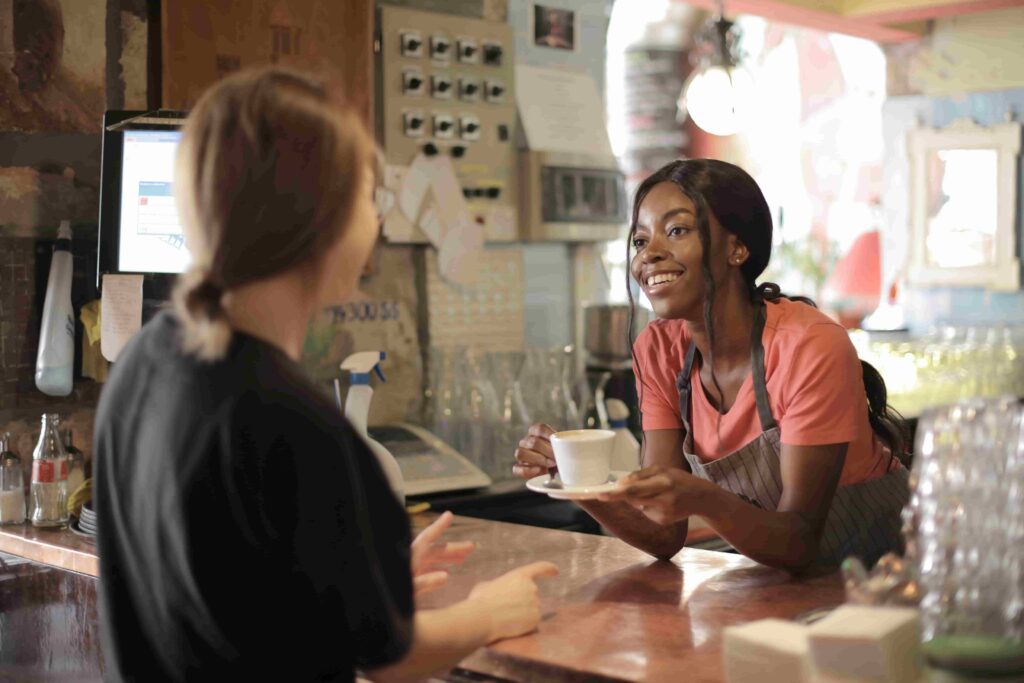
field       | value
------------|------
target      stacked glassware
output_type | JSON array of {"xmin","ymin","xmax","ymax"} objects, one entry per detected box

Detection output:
[
  {"xmin": 850, "ymin": 324, "xmax": 1024, "ymax": 418},
  {"xmin": 422, "ymin": 346, "xmax": 588, "ymax": 481},
  {"xmin": 905, "ymin": 397, "xmax": 1024, "ymax": 677}
]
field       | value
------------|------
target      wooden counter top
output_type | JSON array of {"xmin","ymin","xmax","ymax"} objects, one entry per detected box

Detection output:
[
  {"xmin": 0, "ymin": 523, "xmax": 97, "ymax": 576},
  {"xmin": 0, "ymin": 515, "xmax": 843, "ymax": 682},
  {"xmin": 415, "ymin": 514, "xmax": 844, "ymax": 683}
]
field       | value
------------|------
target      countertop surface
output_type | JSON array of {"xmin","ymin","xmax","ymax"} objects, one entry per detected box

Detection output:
[
  {"xmin": 414, "ymin": 514, "xmax": 844, "ymax": 683},
  {"xmin": 0, "ymin": 522, "xmax": 98, "ymax": 576},
  {"xmin": 0, "ymin": 515, "xmax": 843, "ymax": 682}
]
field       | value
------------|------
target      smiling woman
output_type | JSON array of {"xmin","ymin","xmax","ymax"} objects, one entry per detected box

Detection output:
[{"xmin": 514, "ymin": 158, "xmax": 910, "ymax": 572}]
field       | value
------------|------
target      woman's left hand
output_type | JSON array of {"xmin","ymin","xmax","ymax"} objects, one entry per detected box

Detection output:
[
  {"xmin": 411, "ymin": 511, "xmax": 476, "ymax": 596},
  {"xmin": 598, "ymin": 465, "xmax": 711, "ymax": 525}
]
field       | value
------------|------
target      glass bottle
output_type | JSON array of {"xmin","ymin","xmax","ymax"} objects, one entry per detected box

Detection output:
[
  {"xmin": 30, "ymin": 414, "xmax": 69, "ymax": 527},
  {"xmin": 0, "ymin": 433, "xmax": 26, "ymax": 525},
  {"xmin": 62, "ymin": 428, "xmax": 86, "ymax": 494}
]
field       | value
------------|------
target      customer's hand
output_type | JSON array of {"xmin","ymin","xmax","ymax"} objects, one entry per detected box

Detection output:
[
  {"xmin": 512, "ymin": 423, "xmax": 557, "ymax": 479},
  {"xmin": 411, "ymin": 511, "xmax": 475, "ymax": 597},
  {"xmin": 598, "ymin": 465, "xmax": 713, "ymax": 525},
  {"xmin": 468, "ymin": 561, "xmax": 559, "ymax": 642}
]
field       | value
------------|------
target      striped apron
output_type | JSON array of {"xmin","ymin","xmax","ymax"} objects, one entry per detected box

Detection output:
[{"xmin": 675, "ymin": 302, "xmax": 910, "ymax": 568}]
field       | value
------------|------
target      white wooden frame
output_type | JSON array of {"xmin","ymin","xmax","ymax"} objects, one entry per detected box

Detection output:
[{"xmin": 907, "ymin": 118, "xmax": 1021, "ymax": 291}]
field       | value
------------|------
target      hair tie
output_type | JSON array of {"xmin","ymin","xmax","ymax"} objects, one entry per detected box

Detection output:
[
  {"xmin": 755, "ymin": 281, "xmax": 781, "ymax": 301},
  {"xmin": 191, "ymin": 277, "xmax": 225, "ymax": 317}
]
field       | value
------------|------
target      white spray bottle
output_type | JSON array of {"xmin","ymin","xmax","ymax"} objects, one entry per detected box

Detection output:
[
  {"xmin": 35, "ymin": 220, "xmax": 74, "ymax": 396},
  {"xmin": 607, "ymin": 398, "xmax": 641, "ymax": 472},
  {"xmin": 340, "ymin": 351, "xmax": 405, "ymax": 504}
]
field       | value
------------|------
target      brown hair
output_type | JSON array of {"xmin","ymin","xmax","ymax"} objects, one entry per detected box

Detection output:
[{"xmin": 173, "ymin": 66, "xmax": 374, "ymax": 360}]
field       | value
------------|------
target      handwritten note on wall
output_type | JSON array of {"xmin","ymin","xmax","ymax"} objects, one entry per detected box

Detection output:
[{"xmin": 100, "ymin": 274, "xmax": 143, "ymax": 362}]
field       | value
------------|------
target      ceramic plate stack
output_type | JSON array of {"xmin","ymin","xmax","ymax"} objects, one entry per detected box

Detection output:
[{"xmin": 72, "ymin": 500, "xmax": 97, "ymax": 541}]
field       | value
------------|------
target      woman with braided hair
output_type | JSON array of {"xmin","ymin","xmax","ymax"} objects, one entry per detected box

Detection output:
[{"xmin": 514, "ymin": 159, "xmax": 909, "ymax": 572}]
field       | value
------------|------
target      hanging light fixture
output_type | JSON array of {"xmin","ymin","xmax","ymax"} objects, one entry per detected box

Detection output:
[{"xmin": 677, "ymin": 0, "xmax": 755, "ymax": 137}]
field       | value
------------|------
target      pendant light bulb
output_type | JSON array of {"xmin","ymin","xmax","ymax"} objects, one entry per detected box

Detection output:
[
  {"xmin": 679, "ymin": 63, "xmax": 754, "ymax": 137},
  {"xmin": 677, "ymin": 3, "xmax": 754, "ymax": 137}
]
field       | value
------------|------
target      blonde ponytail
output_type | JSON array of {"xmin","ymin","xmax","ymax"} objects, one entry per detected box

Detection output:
[{"xmin": 173, "ymin": 268, "xmax": 232, "ymax": 361}]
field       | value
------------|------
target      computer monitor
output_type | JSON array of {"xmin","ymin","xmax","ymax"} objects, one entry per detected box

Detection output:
[{"xmin": 97, "ymin": 110, "xmax": 190, "ymax": 289}]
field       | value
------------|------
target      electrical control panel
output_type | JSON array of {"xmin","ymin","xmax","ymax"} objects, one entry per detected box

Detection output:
[{"xmin": 377, "ymin": 5, "xmax": 517, "ymax": 243}]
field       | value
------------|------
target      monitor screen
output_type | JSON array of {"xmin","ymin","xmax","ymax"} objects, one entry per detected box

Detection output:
[
  {"xmin": 97, "ymin": 110, "xmax": 190, "ymax": 289},
  {"xmin": 117, "ymin": 129, "xmax": 189, "ymax": 274}
]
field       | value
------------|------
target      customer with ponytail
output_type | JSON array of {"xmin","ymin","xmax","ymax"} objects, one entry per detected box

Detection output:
[
  {"xmin": 94, "ymin": 66, "xmax": 556, "ymax": 682},
  {"xmin": 514, "ymin": 159, "xmax": 909, "ymax": 571}
]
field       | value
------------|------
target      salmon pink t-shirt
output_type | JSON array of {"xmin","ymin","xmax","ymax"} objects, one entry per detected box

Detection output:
[{"xmin": 633, "ymin": 298, "xmax": 892, "ymax": 486}]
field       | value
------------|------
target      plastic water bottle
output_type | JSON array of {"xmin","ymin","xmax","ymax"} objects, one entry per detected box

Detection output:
[{"xmin": 35, "ymin": 220, "xmax": 74, "ymax": 396}]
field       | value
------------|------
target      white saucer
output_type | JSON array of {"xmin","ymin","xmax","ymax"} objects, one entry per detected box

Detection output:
[{"xmin": 526, "ymin": 471, "xmax": 629, "ymax": 501}]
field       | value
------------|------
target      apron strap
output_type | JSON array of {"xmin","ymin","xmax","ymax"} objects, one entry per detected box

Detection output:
[
  {"xmin": 675, "ymin": 295, "xmax": 778, "ymax": 433},
  {"xmin": 676, "ymin": 343, "xmax": 698, "ymax": 433},
  {"xmin": 749, "ymin": 301, "xmax": 778, "ymax": 432}
]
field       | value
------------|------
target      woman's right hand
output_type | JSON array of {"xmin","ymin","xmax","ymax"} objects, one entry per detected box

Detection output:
[
  {"xmin": 468, "ymin": 561, "xmax": 559, "ymax": 642},
  {"xmin": 512, "ymin": 423, "xmax": 557, "ymax": 479}
]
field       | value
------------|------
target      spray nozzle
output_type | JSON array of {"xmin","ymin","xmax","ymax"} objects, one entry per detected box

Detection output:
[{"xmin": 341, "ymin": 351, "xmax": 387, "ymax": 386}]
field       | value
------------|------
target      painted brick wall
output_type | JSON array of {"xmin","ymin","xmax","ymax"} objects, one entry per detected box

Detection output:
[{"xmin": 0, "ymin": 0, "xmax": 148, "ymax": 466}]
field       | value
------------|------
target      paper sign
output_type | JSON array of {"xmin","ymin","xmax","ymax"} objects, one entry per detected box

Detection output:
[
  {"xmin": 438, "ymin": 216, "xmax": 484, "ymax": 286},
  {"xmin": 419, "ymin": 206, "xmax": 443, "ymax": 245},
  {"xmin": 426, "ymin": 155, "xmax": 472, "ymax": 230},
  {"xmin": 100, "ymin": 274, "xmax": 143, "ymax": 362},
  {"xmin": 399, "ymin": 153, "xmax": 432, "ymax": 222},
  {"xmin": 515, "ymin": 65, "xmax": 614, "ymax": 156}
]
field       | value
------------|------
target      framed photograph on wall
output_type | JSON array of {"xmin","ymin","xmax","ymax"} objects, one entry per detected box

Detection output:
[{"xmin": 532, "ymin": 5, "xmax": 575, "ymax": 51}]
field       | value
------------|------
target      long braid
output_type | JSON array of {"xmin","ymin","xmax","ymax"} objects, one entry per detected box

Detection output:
[{"xmin": 694, "ymin": 200, "xmax": 726, "ymax": 445}]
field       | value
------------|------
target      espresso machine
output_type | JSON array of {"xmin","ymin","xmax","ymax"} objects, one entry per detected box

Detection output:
[{"xmin": 581, "ymin": 304, "xmax": 650, "ymax": 438}]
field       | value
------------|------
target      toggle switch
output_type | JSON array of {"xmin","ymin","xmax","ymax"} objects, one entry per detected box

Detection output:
[
  {"xmin": 403, "ymin": 111, "xmax": 426, "ymax": 137},
  {"xmin": 423, "ymin": 142, "xmax": 439, "ymax": 156},
  {"xmin": 450, "ymin": 145, "xmax": 466, "ymax": 158},
  {"xmin": 430, "ymin": 35, "xmax": 451, "ymax": 60},
  {"xmin": 402, "ymin": 71, "xmax": 424, "ymax": 95},
  {"xmin": 433, "ymin": 113, "xmax": 455, "ymax": 139},
  {"xmin": 485, "ymin": 80, "xmax": 505, "ymax": 102},
  {"xmin": 458, "ymin": 39, "xmax": 478, "ymax": 63},
  {"xmin": 482, "ymin": 42, "xmax": 503, "ymax": 66},
  {"xmin": 431, "ymin": 75, "xmax": 453, "ymax": 99},
  {"xmin": 401, "ymin": 32, "xmax": 423, "ymax": 58},
  {"xmin": 459, "ymin": 78, "xmax": 480, "ymax": 101},
  {"xmin": 485, "ymin": 187, "xmax": 501, "ymax": 199},
  {"xmin": 460, "ymin": 115, "xmax": 481, "ymax": 141}
]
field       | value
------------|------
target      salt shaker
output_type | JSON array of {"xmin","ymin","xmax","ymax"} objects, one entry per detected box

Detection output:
[
  {"xmin": 0, "ymin": 433, "xmax": 26, "ymax": 525},
  {"xmin": 30, "ymin": 414, "xmax": 69, "ymax": 527}
]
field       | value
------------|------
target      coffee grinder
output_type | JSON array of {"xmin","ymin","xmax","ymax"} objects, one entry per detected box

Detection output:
[{"xmin": 581, "ymin": 304, "xmax": 649, "ymax": 438}]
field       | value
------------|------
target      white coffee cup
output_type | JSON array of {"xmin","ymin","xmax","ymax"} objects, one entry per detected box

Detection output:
[{"xmin": 550, "ymin": 429, "xmax": 616, "ymax": 487}]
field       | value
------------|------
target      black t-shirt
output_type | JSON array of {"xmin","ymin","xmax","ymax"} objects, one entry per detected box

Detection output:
[{"xmin": 94, "ymin": 312, "xmax": 413, "ymax": 682}]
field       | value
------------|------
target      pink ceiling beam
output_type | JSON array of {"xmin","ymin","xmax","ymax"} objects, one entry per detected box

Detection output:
[
  {"xmin": 675, "ymin": 0, "xmax": 925, "ymax": 42},
  {"xmin": 848, "ymin": 0, "xmax": 1024, "ymax": 24}
]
